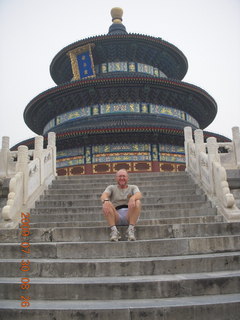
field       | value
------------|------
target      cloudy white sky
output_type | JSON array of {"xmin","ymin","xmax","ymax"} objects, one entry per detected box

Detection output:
[{"xmin": 0, "ymin": 0, "xmax": 240, "ymax": 148}]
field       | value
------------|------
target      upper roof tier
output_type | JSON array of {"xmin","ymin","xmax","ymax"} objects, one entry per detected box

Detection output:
[{"xmin": 50, "ymin": 8, "xmax": 188, "ymax": 85}]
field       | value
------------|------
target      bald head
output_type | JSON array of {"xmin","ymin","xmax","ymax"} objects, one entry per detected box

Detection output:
[
  {"xmin": 116, "ymin": 169, "xmax": 128, "ymax": 177},
  {"xmin": 115, "ymin": 169, "xmax": 129, "ymax": 188}
]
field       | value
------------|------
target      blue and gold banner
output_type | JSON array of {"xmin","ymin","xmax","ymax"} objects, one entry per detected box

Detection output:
[
  {"xmin": 77, "ymin": 51, "xmax": 95, "ymax": 79},
  {"xmin": 67, "ymin": 44, "xmax": 95, "ymax": 80}
]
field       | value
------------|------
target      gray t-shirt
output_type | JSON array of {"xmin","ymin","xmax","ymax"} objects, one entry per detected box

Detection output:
[{"xmin": 104, "ymin": 185, "xmax": 140, "ymax": 208}]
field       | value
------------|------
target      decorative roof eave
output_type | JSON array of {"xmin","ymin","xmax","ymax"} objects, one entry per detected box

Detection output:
[
  {"xmin": 50, "ymin": 33, "xmax": 188, "ymax": 83},
  {"xmin": 10, "ymin": 126, "xmax": 231, "ymax": 151},
  {"xmin": 24, "ymin": 75, "xmax": 217, "ymax": 132},
  {"xmin": 57, "ymin": 126, "xmax": 184, "ymax": 139},
  {"xmin": 11, "ymin": 127, "xmax": 185, "ymax": 151},
  {"xmin": 25, "ymin": 76, "xmax": 217, "ymax": 107},
  {"xmin": 203, "ymin": 130, "xmax": 231, "ymax": 141},
  {"xmin": 58, "ymin": 127, "xmax": 231, "ymax": 142}
]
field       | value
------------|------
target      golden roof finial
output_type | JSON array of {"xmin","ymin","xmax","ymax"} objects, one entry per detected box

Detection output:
[{"xmin": 111, "ymin": 7, "xmax": 123, "ymax": 24}]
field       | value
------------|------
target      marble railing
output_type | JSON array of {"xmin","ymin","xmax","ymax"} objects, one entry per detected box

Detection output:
[
  {"xmin": 184, "ymin": 126, "xmax": 240, "ymax": 221},
  {"xmin": 0, "ymin": 133, "xmax": 56, "ymax": 228}
]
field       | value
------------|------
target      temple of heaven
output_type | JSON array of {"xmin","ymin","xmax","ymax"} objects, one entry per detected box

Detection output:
[{"xmin": 15, "ymin": 7, "xmax": 230, "ymax": 175}]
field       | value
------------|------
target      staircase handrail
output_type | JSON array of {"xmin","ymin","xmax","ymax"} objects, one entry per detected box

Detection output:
[
  {"xmin": 1, "ymin": 132, "xmax": 56, "ymax": 228},
  {"xmin": 217, "ymin": 127, "xmax": 240, "ymax": 169},
  {"xmin": 0, "ymin": 140, "xmax": 36, "ymax": 179},
  {"xmin": 184, "ymin": 126, "xmax": 240, "ymax": 222}
]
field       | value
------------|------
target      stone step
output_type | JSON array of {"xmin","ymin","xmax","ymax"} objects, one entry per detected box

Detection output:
[
  {"xmin": 43, "ymin": 186, "xmax": 204, "ymax": 199},
  {"xmin": 29, "ymin": 215, "xmax": 224, "ymax": 228},
  {"xmin": 231, "ymin": 189, "xmax": 240, "ymax": 208},
  {"xmin": 31, "ymin": 200, "xmax": 213, "ymax": 213},
  {"xmin": 31, "ymin": 208, "xmax": 216, "ymax": 224},
  {"xmin": 1, "ymin": 294, "xmax": 240, "ymax": 320},
  {"xmin": 1, "ymin": 252, "xmax": 239, "ymax": 278},
  {"xmin": 57, "ymin": 171, "xmax": 187, "ymax": 179},
  {"xmin": 52, "ymin": 175, "xmax": 195, "ymax": 184},
  {"xmin": 231, "ymin": 189, "xmax": 240, "ymax": 199},
  {"xmin": 1, "ymin": 222, "xmax": 240, "ymax": 243},
  {"xmin": 35, "ymin": 194, "xmax": 207, "ymax": 207},
  {"xmin": 1, "ymin": 271, "xmax": 240, "ymax": 300},
  {"xmin": 47, "ymin": 184, "xmax": 198, "ymax": 195},
  {"xmin": 0, "ymin": 235, "xmax": 239, "ymax": 259},
  {"xmin": 56, "ymin": 177, "xmax": 191, "ymax": 185},
  {"xmin": 49, "ymin": 179, "xmax": 195, "ymax": 190},
  {"xmin": 29, "ymin": 208, "xmax": 218, "ymax": 223},
  {"xmin": 54, "ymin": 173, "xmax": 191, "ymax": 181},
  {"xmin": 55, "ymin": 173, "xmax": 190, "ymax": 184}
]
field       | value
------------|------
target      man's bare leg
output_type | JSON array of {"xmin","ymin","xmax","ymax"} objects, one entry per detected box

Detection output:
[
  {"xmin": 126, "ymin": 200, "xmax": 141, "ymax": 241},
  {"xmin": 103, "ymin": 202, "xmax": 119, "ymax": 226},
  {"xmin": 127, "ymin": 200, "xmax": 141, "ymax": 225},
  {"xmin": 102, "ymin": 202, "xmax": 121, "ymax": 241}
]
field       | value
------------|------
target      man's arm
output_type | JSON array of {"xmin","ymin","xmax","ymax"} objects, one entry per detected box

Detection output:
[
  {"xmin": 130, "ymin": 191, "xmax": 142, "ymax": 201},
  {"xmin": 128, "ymin": 191, "xmax": 142, "ymax": 208},
  {"xmin": 100, "ymin": 191, "xmax": 115, "ymax": 216},
  {"xmin": 100, "ymin": 191, "xmax": 111, "ymax": 203}
]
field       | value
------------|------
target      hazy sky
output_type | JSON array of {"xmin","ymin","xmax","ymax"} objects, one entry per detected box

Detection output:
[{"xmin": 0, "ymin": 0, "xmax": 240, "ymax": 148}]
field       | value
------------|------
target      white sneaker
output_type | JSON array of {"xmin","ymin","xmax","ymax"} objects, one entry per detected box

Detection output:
[
  {"xmin": 110, "ymin": 229, "xmax": 121, "ymax": 242},
  {"xmin": 126, "ymin": 225, "xmax": 136, "ymax": 241}
]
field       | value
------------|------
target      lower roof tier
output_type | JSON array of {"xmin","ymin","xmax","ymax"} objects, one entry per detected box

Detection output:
[
  {"xmin": 24, "ymin": 74, "xmax": 217, "ymax": 134},
  {"xmin": 11, "ymin": 126, "xmax": 230, "ymax": 153}
]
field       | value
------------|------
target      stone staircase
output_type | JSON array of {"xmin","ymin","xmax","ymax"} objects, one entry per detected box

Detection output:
[{"xmin": 0, "ymin": 171, "xmax": 240, "ymax": 319}]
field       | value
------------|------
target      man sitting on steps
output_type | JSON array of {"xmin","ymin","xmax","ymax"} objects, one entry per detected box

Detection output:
[{"xmin": 100, "ymin": 169, "xmax": 142, "ymax": 241}]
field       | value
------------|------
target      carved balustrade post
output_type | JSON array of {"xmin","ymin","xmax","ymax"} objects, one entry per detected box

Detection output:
[
  {"xmin": 184, "ymin": 127, "xmax": 193, "ymax": 172},
  {"xmin": 34, "ymin": 135, "xmax": 44, "ymax": 159},
  {"xmin": 207, "ymin": 137, "xmax": 220, "ymax": 196},
  {"xmin": 0, "ymin": 136, "xmax": 10, "ymax": 178},
  {"xmin": 47, "ymin": 132, "xmax": 57, "ymax": 176},
  {"xmin": 194, "ymin": 129, "xmax": 205, "ymax": 181},
  {"xmin": 16, "ymin": 145, "xmax": 29, "ymax": 204},
  {"xmin": 232, "ymin": 126, "xmax": 240, "ymax": 168},
  {"xmin": 34, "ymin": 136, "xmax": 44, "ymax": 184}
]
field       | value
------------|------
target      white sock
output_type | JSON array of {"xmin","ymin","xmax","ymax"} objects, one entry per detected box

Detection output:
[
  {"xmin": 128, "ymin": 224, "xmax": 135, "ymax": 230},
  {"xmin": 110, "ymin": 225, "xmax": 117, "ymax": 232}
]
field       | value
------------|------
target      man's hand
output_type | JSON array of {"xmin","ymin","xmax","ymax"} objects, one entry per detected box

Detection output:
[{"xmin": 128, "ymin": 192, "xmax": 142, "ymax": 209}]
